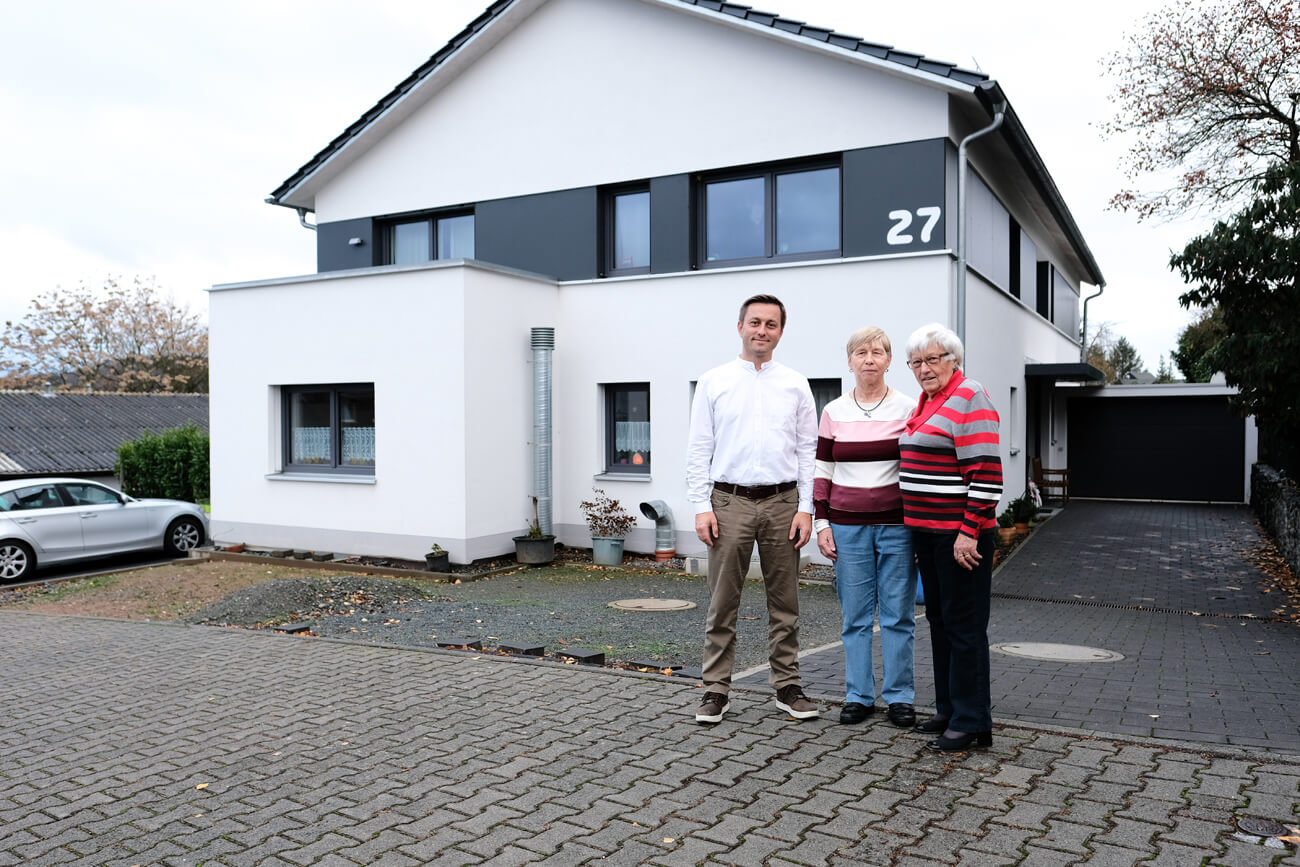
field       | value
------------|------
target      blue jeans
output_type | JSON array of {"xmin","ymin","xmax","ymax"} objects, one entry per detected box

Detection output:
[{"xmin": 831, "ymin": 523, "xmax": 915, "ymax": 706}]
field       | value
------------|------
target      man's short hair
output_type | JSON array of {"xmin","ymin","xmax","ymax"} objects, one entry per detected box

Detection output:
[{"xmin": 738, "ymin": 294, "xmax": 787, "ymax": 327}]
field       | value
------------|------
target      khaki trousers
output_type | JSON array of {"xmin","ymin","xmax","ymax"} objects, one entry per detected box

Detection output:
[{"xmin": 703, "ymin": 486, "xmax": 802, "ymax": 695}]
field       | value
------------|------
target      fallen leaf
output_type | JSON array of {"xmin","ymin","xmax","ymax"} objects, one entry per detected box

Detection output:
[
  {"xmin": 663, "ymin": 838, "xmax": 675, "ymax": 844},
  {"xmin": 1278, "ymin": 835, "xmax": 1300, "ymax": 845},
  {"xmin": 195, "ymin": 783, "xmax": 209, "ymax": 790}
]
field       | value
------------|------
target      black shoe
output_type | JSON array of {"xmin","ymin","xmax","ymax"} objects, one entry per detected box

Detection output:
[
  {"xmin": 913, "ymin": 716, "xmax": 950, "ymax": 734},
  {"xmin": 926, "ymin": 730, "xmax": 993, "ymax": 752},
  {"xmin": 886, "ymin": 703, "xmax": 916, "ymax": 728},
  {"xmin": 839, "ymin": 702, "xmax": 875, "ymax": 724}
]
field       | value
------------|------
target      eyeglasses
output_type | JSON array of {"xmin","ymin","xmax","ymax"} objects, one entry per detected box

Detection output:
[{"xmin": 906, "ymin": 354, "xmax": 950, "ymax": 370}]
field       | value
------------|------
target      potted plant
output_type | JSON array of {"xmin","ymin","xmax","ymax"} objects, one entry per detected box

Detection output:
[
  {"xmin": 579, "ymin": 487, "xmax": 637, "ymax": 566},
  {"xmin": 514, "ymin": 497, "xmax": 556, "ymax": 565},
  {"xmin": 424, "ymin": 543, "xmax": 450, "ymax": 572},
  {"xmin": 996, "ymin": 509, "xmax": 1018, "ymax": 546},
  {"xmin": 1009, "ymin": 494, "xmax": 1038, "ymax": 535}
]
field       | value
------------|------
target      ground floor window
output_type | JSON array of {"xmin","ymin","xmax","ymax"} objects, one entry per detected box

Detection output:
[
  {"xmin": 604, "ymin": 383, "xmax": 650, "ymax": 473},
  {"xmin": 809, "ymin": 377, "xmax": 842, "ymax": 420},
  {"xmin": 283, "ymin": 384, "xmax": 375, "ymax": 474}
]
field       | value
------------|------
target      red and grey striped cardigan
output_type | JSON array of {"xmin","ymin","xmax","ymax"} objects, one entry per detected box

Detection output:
[{"xmin": 899, "ymin": 371, "xmax": 1003, "ymax": 537}]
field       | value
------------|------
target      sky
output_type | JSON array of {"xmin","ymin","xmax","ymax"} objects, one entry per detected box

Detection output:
[{"xmin": 0, "ymin": 0, "xmax": 1211, "ymax": 372}]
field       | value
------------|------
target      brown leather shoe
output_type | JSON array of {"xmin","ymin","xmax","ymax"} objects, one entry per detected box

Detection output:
[
  {"xmin": 695, "ymin": 692, "xmax": 730, "ymax": 724},
  {"xmin": 775, "ymin": 685, "xmax": 820, "ymax": 719}
]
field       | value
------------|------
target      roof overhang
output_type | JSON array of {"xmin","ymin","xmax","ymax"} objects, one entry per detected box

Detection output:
[{"xmin": 1025, "ymin": 362, "xmax": 1107, "ymax": 384}]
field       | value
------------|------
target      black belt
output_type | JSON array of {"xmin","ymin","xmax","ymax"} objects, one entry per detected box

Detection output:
[{"xmin": 712, "ymin": 481, "xmax": 797, "ymax": 500}]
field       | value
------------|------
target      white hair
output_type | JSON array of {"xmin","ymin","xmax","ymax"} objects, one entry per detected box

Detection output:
[{"xmin": 904, "ymin": 322, "xmax": 964, "ymax": 369}]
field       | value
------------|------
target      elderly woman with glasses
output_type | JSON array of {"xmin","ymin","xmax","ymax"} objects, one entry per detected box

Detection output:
[
  {"xmin": 898, "ymin": 323, "xmax": 1003, "ymax": 752},
  {"xmin": 813, "ymin": 326, "xmax": 917, "ymax": 728}
]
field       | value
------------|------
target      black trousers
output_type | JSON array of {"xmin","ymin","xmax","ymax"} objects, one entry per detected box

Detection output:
[{"xmin": 913, "ymin": 530, "xmax": 994, "ymax": 732}]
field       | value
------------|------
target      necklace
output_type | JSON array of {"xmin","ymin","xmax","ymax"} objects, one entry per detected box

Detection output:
[{"xmin": 852, "ymin": 386, "xmax": 888, "ymax": 417}]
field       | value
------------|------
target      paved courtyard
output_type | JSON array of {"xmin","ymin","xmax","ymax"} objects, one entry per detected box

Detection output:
[{"xmin": 1, "ymin": 501, "xmax": 1298, "ymax": 865}]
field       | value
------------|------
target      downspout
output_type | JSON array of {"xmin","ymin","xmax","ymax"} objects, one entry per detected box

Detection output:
[
  {"xmin": 531, "ymin": 327, "xmax": 555, "ymax": 535},
  {"xmin": 1080, "ymin": 283, "xmax": 1106, "ymax": 363},
  {"xmin": 639, "ymin": 500, "xmax": 676, "ymax": 561},
  {"xmin": 956, "ymin": 95, "xmax": 1006, "ymax": 347},
  {"xmin": 295, "ymin": 208, "xmax": 316, "ymax": 231}
]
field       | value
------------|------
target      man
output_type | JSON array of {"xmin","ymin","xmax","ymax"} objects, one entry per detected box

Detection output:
[{"xmin": 686, "ymin": 293, "xmax": 819, "ymax": 724}]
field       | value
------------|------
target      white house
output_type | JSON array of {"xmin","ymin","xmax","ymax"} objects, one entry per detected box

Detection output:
[{"xmin": 208, "ymin": 0, "xmax": 1106, "ymax": 563}]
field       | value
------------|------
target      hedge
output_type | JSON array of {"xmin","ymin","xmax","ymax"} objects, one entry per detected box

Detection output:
[{"xmin": 115, "ymin": 423, "xmax": 210, "ymax": 502}]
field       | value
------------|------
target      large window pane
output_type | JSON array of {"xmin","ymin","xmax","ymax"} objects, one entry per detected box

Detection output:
[
  {"xmin": 777, "ymin": 168, "xmax": 839, "ymax": 255},
  {"xmin": 612, "ymin": 192, "xmax": 650, "ymax": 270},
  {"xmin": 437, "ymin": 215, "xmax": 475, "ymax": 259},
  {"xmin": 606, "ymin": 384, "xmax": 650, "ymax": 472},
  {"xmin": 339, "ymin": 389, "xmax": 376, "ymax": 468},
  {"xmin": 391, "ymin": 221, "xmax": 431, "ymax": 265},
  {"xmin": 289, "ymin": 392, "xmax": 332, "ymax": 465},
  {"xmin": 706, "ymin": 177, "xmax": 765, "ymax": 262},
  {"xmin": 808, "ymin": 377, "xmax": 843, "ymax": 420}
]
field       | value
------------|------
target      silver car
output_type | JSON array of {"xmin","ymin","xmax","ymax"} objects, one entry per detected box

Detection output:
[{"xmin": 0, "ymin": 477, "xmax": 208, "ymax": 582}]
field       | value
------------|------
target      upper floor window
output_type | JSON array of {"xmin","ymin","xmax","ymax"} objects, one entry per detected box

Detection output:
[
  {"xmin": 386, "ymin": 212, "xmax": 474, "ymax": 265},
  {"xmin": 604, "ymin": 383, "xmax": 650, "ymax": 474},
  {"xmin": 283, "ymin": 384, "xmax": 375, "ymax": 474},
  {"xmin": 702, "ymin": 162, "xmax": 840, "ymax": 266},
  {"xmin": 606, "ymin": 188, "xmax": 650, "ymax": 274}
]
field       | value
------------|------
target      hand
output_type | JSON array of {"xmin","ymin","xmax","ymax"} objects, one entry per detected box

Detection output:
[
  {"xmin": 953, "ymin": 533, "xmax": 981, "ymax": 571},
  {"xmin": 816, "ymin": 528, "xmax": 837, "ymax": 561},
  {"xmin": 790, "ymin": 512, "xmax": 813, "ymax": 550},
  {"xmin": 696, "ymin": 511, "xmax": 719, "ymax": 547}
]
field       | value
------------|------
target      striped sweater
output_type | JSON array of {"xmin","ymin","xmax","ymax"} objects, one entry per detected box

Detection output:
[
  {"xmin": 812, "ymin": 388, "xmax": 914, "ymax": 530},
  {"xmin": 899, "ymin": 371, "xmax": 1003, "ymax": 537}
]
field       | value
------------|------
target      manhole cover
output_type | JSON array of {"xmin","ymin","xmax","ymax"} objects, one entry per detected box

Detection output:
[
  {"xmin": 991, "ymin": 642, "xmax": 1124, "ymax": 662},
  {"xmin": 1238, "ymin": 817, "xmax": 1289, "ymax": 837},
  {"xmin": 608, "ymin": 598, "xmax": 696, "ymax": 612}
]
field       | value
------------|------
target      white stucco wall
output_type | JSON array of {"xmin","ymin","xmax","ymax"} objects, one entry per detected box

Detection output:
[
  {"xmin": 312, "ymin": 0, "xmax": 952, "ymax": 222},
  {"xmin": 209, "ymin": 252, "xmax": 1078, "ymax": 562}
]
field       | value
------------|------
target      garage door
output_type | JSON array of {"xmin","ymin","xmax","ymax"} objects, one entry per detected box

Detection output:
[{"xmin": 1066, "ymin": 395, "xmax": 1245, "ymax": 501}]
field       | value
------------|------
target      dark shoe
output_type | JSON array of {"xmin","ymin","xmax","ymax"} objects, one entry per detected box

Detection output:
[
  {"xmin": 695, "ymin": 692, "xmax": 730, "ymax": 724},
  {"xmin": 839, "ymin": 702, "xmax": 875, "ymax": 724},
  {"xmin": 913, "ymin": 716, "xmax": 950, "ymax": 734},
  {"xmin": 886, "ymin": 703, "xmax": 917, "ymax": 728},
  {"xmin": 775, "ymin": 685, "xmax": 820, "ymax": 719},
  {"xmin": 926, "ymin": 730, "xmax": 993, "ymax": 752}
]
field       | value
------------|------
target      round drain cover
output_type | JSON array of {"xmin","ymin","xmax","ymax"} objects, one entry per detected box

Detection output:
[
  {"xmin": 608, "ymin": 598, "xmax": 696, "ymax": 612},
  {"xmin": 991, "ymin": 642, "xmax": 1124, "ymax": 662},
  {"xmin": 1238, "ymin": 817, "xmax": 1288, "ymax": 837}
]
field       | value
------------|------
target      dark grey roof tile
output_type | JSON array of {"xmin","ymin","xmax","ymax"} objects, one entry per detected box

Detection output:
[{"xmin": 0, "ymin": 393, "xmax": 209, "ymax": 476}]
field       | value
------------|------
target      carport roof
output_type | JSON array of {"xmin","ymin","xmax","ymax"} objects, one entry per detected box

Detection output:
[{"xmin": 1025, "ymin": 363, "xmax": 1107, "ymax": 383}]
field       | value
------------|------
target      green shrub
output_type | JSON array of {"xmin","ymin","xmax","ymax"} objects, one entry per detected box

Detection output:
[{"xmin": 115, "ymin": 423, "xmax": 210, "ymax": 502}]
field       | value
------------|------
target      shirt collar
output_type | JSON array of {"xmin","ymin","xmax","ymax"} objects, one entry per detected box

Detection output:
[{"xmin": 906, "ymin": 369, "xmax": 966, "ymax": 433}]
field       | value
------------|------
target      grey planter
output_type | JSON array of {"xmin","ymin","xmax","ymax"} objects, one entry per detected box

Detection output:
[
  {"xmin": 591, "ymin": 536, "xmax": 624, "ymax": 566},
  {"xmin": 513, "ymin": 535, "xmax": 556, "ymax": 565}
]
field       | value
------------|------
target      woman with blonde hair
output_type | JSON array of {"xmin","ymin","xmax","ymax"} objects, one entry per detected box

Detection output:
[{"xmin": 814, "ymin": 325, "xmax": 917, "ymax": 728}]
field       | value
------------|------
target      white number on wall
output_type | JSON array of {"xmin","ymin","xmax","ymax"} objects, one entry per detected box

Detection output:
[{"xmin": 886, "ymin": 206, "xmax": 943, "ymax": 246}]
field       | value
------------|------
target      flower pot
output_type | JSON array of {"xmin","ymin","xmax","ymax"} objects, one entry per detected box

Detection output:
[
  {"xmin": 591, "ymin": 536, "xmax": 624, "ymax": 566},
  {"xmin": 424, "ymin": 551, "xmax": 450, "ymax": 572},
  {"xmin": 1013, "ymin": 522, "xmax": 1029, "ymax": 536},
  {"xmin": 997, "ymin": 527, "xmax": 1018, "ymax": 546},
  {"xmin": 513, "ymin": 535, "xmax": 556, "ymax": 565}
]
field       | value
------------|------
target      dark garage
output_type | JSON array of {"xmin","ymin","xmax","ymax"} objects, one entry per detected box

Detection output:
[{"xmin": 1066, "ymin": 391, "xmax": 1250, "ymax": 502}]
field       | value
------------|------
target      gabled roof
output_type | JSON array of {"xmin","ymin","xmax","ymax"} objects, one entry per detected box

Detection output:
[
  {"xmin": 0, "ymin": 392, "xmax": 209, "ymax": 476},
  {"xmin": 267, "ymin": 0, "xmax": 987, "ymax": 207},
  {"xmin": 265, "ymin": 0, "xmax": 1103, "ymax": 287}
]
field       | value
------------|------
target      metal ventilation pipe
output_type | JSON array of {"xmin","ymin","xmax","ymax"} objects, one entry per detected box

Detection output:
[
  {"xmin": 639, "ymin": 500, "xmax": 676, "ymax": 561},
  {"xmin": 531, "ymin": 327, "xmax": 555, "ymax": 536}
]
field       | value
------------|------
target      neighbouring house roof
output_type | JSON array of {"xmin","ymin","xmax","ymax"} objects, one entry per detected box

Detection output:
[
  {"xmin": 265, "ymin": 0, "xmax": 1104, "ymax": 287},
  {"xmin": 0, "ymin": 392, "xmax": 209, "ymax": 476}
]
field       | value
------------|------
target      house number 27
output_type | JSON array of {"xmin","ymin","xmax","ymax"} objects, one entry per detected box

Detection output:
[{"xmin": 886, "ymin": 207, "xmax": 942, "ymax": 245}]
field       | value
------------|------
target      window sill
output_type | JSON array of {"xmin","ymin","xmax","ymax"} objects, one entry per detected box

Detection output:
[
  {"xmin": 267, "ymin": 472, "xmax": 377, "ymax": 485},
  {"xmin": 594, "ymin": 472, "xmax": 652, "ymax": 483}
]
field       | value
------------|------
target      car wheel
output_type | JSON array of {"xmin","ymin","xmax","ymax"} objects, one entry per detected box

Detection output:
[
  {"xmin": 165, "ymin": 517, "xmax": 204, "ymax": 555},
  {"xmin": 0, "ymin": 541, "xmax": 35, "ymax": 582}
]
